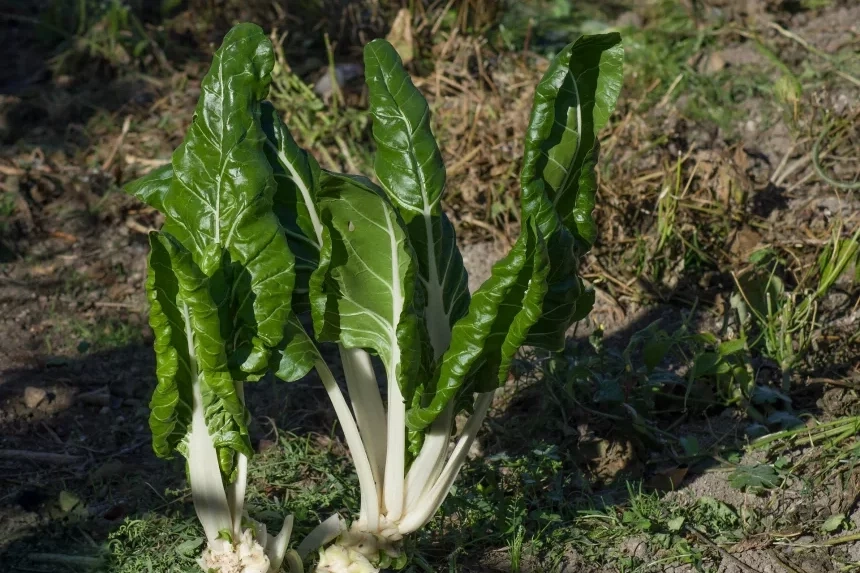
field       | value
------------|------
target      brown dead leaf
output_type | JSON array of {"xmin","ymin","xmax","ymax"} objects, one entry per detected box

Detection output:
[
  {"xmin": 646, "ymin": 466, "xmax": 689, "ymax": 491},
  {"xmin": 0, "ymin": 164, "xmax": 25, "ymax": 176},
  {"xmin": 49, "ymin": 231, "xmax": 78, "ymax": 243},
  {"xmin": 729, "ymin": 227, "xmax": 763, "ymax": 260},
  {"xmin": 386, "ymin": 9, "xmax": 414, "ymax": 64}
]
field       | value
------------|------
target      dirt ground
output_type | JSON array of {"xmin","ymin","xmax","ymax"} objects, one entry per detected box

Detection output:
[{"xmin": 1, "ymin": 0, "xmax": 859, "ymax": 572}]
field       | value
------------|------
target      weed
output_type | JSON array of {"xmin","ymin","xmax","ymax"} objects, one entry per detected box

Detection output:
[
  {"xmin": 733, "ymin": 224, "xmax": 860, "ymax": 391},
  {"xmin": 39, "ymin": 0, "xmax": 169, "ymax": 75},
  {"xmin": 542, "ymin": 315, "xmax": 782, "ymax": 437},
  {"xmin": 750, "ymin": 415, "xmax": 860, "ymax": 487},
  {"xmin": 267, "ymin": 31, "xmax": 372, "ymax": 175},
  {"xmin": 69, "ymin": 316, "xmax": 143, "ymax": 353},
  {"xmin": 107, "ymin": 513, "xmax": 206, "ymax": 573}
]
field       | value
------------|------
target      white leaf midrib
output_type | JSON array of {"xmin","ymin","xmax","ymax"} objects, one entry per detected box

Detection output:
[{"xmin": 374, "ymin": 55, "xmax": 452, "ymax": 357}]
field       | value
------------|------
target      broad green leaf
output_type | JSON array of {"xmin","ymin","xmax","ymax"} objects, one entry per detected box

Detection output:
[
  {"xmin": 728, "ymin": 464, "xmax": 780, "ymax": 492},
  {"xmin": 261, "ymin": 101, "xmax": 323, "ymax": 312},
  {"xmin": 522, "ymin": 229, "xmax": 587, "ymax": 350},
  {"xmin": 718, "ymin": 338, "xmax": 747, "ymax": 357},
  {"xmin": 520, "ymin": 32, "xmax": 623, "ymax": 246},
  {"xmin": 364, "ymin": 39, "xmax": 445, "ymax": 214},
  {"xmin": 147, "ymin": 232, "xmax": 252, "ymax": 476},
  {"xmin": 125, "ymin": 164, "xmax": 172, "ymax": 213},
  {"xmin": 311, "ymin": 171, "xmax": 426, "ymax": 399},
  {"xmin": 146, "ymin": 227, "xmax": 193, "ymax": 460},
  {"xmin": 364, "ymin": 39, "xmax": 470, "ymax": 358},
  {"xmin": 406, "ymin": 224, "xmax": 549, "ymax": 430},
  {"xmin": 667, "ymin": 516, "xmax": 685, "ymax": 532},
  {"xmin": 734, "ymin": 268, "xmax": 784, "ymax": 320},
  {"xmin": 518, "ymin": 33, "xmax": 623, "ymax": 350},
  {"xmin": 159, "ymin": 23, "xmax": 294, "ymax": 377},
  {"xmin": 404, "ymin": 213, "xmax": 470, "ymax": 357},
  {"xmin": 822, "ymin": 513, "xmax": 846, "ymax": 533},
  {"xmin": 270, "ymin": 315, "xmax": 319, "ymax": 383}
]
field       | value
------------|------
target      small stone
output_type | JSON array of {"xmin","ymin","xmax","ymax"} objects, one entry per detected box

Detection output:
[
  {"xmin": 703, "ymin": 52, "xmax": 725, "ymax": 74},
  {"xmin": 257, "ymin": 439, "xmax": 276, "ymax": 453},
  {"xmin": 23, "ymin": 386, "xmax": 47, "ymax": 409}
]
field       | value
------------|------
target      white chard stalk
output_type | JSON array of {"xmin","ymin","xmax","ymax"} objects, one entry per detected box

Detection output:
[{"xmin": 185, "ymin": 310, "xmax": 299, "ymax": 573}]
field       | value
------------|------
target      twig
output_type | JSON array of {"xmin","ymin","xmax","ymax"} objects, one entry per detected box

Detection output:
[
  {"xmin": 766, "ymin": 548, "xmax": 805, "ymax": 573},
  {"xmin": 459, "ymin": 214, "xmax": 510, "ymax": 249},
  {"xmin": 323, "ymin": 33, "xmax": 342, "ymax": 109},
  {"xmin": 657, "ymin": 73, "xmax": 683, "ymax": 108},
  {"xmin": 821, "ymin": 531, "xmax": 860, "ymax": 546},
  {"xmin": 77, "ymin": 386, "xmax": 110, "ymax": 407},
  {"xmin": 106, "ymin": 439, "xmax": 148, "ymax": 459},
  {"xmin": 0, "ymin": 449, "xmax": 83, "ymax": 465},
  {"xmin": 124, "ymin": 154, "xmax": 170, "ymax": 168},
  {"xmin": 333, "ymin": 135, "xmax": 360, "ymax": 174},
  {"xmin": 446, "ymin": 147, "xmax": 481, "ymax": 177},
  {"xmin": 41, "ymin": 422, "xmax": 63, "ymax": 445},
  {"xmin": 102, "ymin": 115, "xmax": 132, "ymax": 171},
  {"xmin": 686, "ymin": 525, "xmax": 766, "ymax": 573},
  {"xmin": 812, "ymin": 120, "xmax": 860, "ymax": 189},
  {"xmin": 766, "ymin": 21, "xmax": 860, "ymax": 88},
  {"xmin": 94, "ymin": 301, "xmax": 139, "ymax": 309},
  {"xmin": 0, "ymin": 163, "xmax": 25, "ymax": 176}
]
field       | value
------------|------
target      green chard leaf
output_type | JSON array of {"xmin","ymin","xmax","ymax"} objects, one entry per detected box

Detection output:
[
  {"xmin": 406, "ymin": 223, "xmax": 550, "ymax": 430},
  {"xmin": 125, "ymin": 163, "xmax": 172, "ymax": 213},
  {"xmin": 261, "ymin": 100, "xmax": 324, "ymax": 313},
  {"xmin": 147, "ymin": 232, "xmax": 252, "ymax": 476},
  {"xmin": 518, "ymin": 32, "xmax": 623, "ymax": 350},
  {"xmin": 310, "ymin": 171, "xmax": 427, "ymax": 401},
  {"xmin": 521, "ymin": 32, "xmax": 623, "ymax": 245},
  {"xmin": 364, "ymin": 39, "xmax": 470, "ymax": 359},
  {"xmin": 270, "ymin": 315, "xmax": 319, "ymax": 383},
  {"xmin": 157, "ymin": 23, "xmax": 295, "ymax": 378},
  {"xmin": 146, "ymin": 229, "xmax": 193, "ymax": 459}
]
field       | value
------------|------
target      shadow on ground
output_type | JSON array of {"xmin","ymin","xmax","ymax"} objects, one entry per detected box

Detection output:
[{"xmin": 0, "ymin": 341, "xmax": 342, "ymax": 570}]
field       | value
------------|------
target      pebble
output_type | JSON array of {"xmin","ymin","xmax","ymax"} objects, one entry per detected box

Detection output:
[{"xmin": 23, "ymin": 386, "xmax": 47, "ymax": 409}]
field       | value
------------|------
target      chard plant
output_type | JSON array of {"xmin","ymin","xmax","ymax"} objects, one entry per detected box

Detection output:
[
  {"xmin": 126, "ymin": 24, "xmax": 303, "ymax": 573},
  {"xmin": 127, "ymin": 22, "xmax": 623, "ymax": 573}
]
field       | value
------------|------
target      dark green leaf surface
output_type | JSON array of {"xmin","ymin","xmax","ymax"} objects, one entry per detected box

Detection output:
[
  {"xmin": 406, "ymin": 224, "xmax": 549, "ymax": 430},
  {"xmin": 159, "ymin": 23, "xmax": 294, "ymax": 376},
  {"xmin": 261, "ymin": 101, "xmax": 323, "ymax": 312},
  {"xmin": 520, "ymin": 32, "xmax": 623, "ymax": 246},
  {"xmin": 518, "ymin": 33, "xmax": 623, "ymax": 350},
  {"xmin": 365, "ymin": 39, "xmax": 470, "ymax": 358},
  {"xmin": 146, "ymin": 228, "xmax": 194, "ymax": 460},
  {"xmin": 270, "ymin": 316, "xmax": 319, "ymax": 383},
  {"xmin": 147, "ymin": 232, "xmax": 252, "ymax": 476},
  {"xmin": 125, "ymin": 164, "xmax": 173, "ymax": 213},
  {"xmin": 364, "ymin": 39, "xmax": 445, "ymax": 213}
]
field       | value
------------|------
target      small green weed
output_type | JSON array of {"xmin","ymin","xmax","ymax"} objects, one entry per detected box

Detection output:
[
  {"xmin": 246, "ymin": 432, "xmax": 359, "ymax": 537},
  {"xmin": 733, "ymin": 224, "xmax": 860, "ymax": 391},
  {"xmin": 543, "ymin": 314, "xmax": 791, "ymax": 438},
  {"xmin": 107, "ymin": 513, "xmax": 205, "ymax": 573},
  {"xmin": 268, "ymin": 33, "xmax": 372, "ymax": 175},
  {"xmin": 750, "ymin": 415, "xmax": 860, "ymax": 487},
  {"xmin": 39, "ymin": 0, "xmax": 169, "ymax": 75},
  {"xmin": 71, "ymin": 317, "xmax": 143, "ymax": 353}
]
